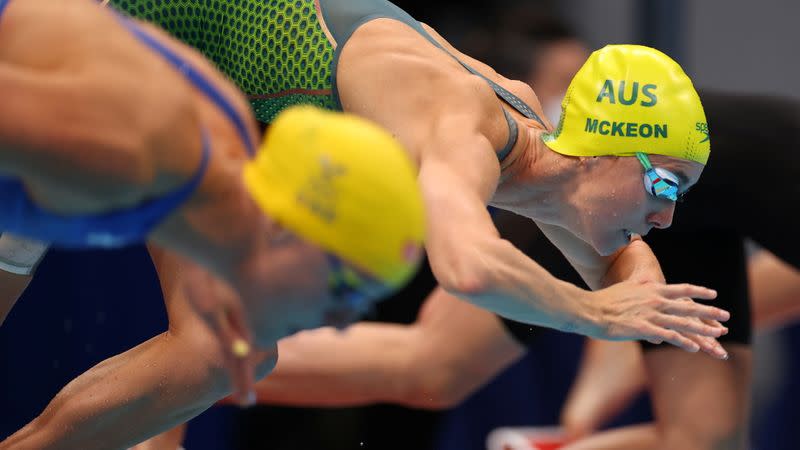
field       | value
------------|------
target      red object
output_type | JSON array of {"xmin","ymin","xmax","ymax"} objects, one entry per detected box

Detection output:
[{"xmin": 486, "ymin": 427, "xmax": 567, "ymax": 450}]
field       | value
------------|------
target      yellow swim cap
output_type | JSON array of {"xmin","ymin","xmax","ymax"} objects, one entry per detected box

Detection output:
[
  {"xmin": 243, "ymin": 105, "xmax": 425, "ymax": 287},
  {"xmin": 542, "ymin": 45, "xmax": 710, "ymax": 165}
]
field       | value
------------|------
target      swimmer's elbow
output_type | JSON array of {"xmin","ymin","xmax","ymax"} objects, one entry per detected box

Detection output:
[
  {"xmin": 398, "ymin": 343, "xmax": 475, "ymax": 410},
  {"xmin": 436, "ymin": 264, "xmax": 491, "ymax": 299},
  {"xmin": 401, "ymin": 380, "xmax": 471, "ymax": 410},
  {"xmin": 433, "ymin": 238, "xmax": 513, "ymax": 299}
]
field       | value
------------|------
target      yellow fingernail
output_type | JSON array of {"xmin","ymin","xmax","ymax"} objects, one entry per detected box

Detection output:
[{"xmin": 232, "ymin": 339, "xmax": 250, "ymax": 358}]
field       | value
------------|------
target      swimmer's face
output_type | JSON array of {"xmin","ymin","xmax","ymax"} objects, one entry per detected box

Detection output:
[
  {"xmin": 578, "ymin": 155, "xmax": 704, "ymax": 255},
  {"xmin": 242, "ymin": 228, "xmax": 389, "ymax": 344},
  {"xmin": 323, "ymin": 253, "xmax": 391, "ymax": 328}
]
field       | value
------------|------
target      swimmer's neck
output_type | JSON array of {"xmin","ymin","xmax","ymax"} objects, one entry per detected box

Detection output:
[{"xmin": 491, "ymin": 127, "xmax": 580, "ymax": 223}]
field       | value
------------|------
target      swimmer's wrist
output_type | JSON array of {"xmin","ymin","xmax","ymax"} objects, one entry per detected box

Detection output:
[{"xmin": 554, "ymin": 280, "xmax": 599, "ymax": 335}]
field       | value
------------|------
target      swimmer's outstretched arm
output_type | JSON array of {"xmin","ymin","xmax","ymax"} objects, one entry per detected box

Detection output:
[
  {"xmin": 416, "ymin": 147, "xmax": 727, "ymax": 357},
  {"xmin": 244, "ymin": 287, "xmax": 525, "ymax": 409},
  {"xmin": 0, "ymin": 331, "xmax": 217, "ymax": 450},
  {"xmin": 136, "ymin": 286, "xmax": 525, "ymax": 449}
]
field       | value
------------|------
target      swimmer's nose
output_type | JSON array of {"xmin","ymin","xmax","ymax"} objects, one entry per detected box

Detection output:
[{"xmin": 647, "ymin": 202, "xmax": 675, "ymax": 229}]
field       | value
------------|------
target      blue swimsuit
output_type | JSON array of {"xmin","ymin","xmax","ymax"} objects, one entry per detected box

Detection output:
[{"xmin": 0, "ymin": 0, "xmax": 254, "ymax": 248}]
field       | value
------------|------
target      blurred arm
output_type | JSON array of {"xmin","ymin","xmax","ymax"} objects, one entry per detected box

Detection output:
[
  {"xmin": 253, "ymin": 287, "xmax": 525, "ymax": 409},
  {"xmin": 0, "ymin": 250, "xmax": 276, "ymax": 450}
]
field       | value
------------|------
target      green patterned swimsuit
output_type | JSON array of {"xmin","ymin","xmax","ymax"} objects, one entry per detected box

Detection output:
[
  {"xmin": 112, "ymin": 0, "xmax": 339, "ymax": 123},
  {"xmin": 111, "ymin": 0, "xmax": 543, "ymax": 160}
]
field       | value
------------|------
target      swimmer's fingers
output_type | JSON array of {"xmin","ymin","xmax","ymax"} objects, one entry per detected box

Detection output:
[
  {"xmin": 687, "ymin": 318, "xmax": 730, "ymax": 359},
  {"xmin": 639, "ymin": 324, "xmax": 699, "ymax": 353},
  {"xmin": 643, "ymin": 330, "xmax": 728, "ymax": 359},
  {"xmin": 652, "ymin": 291, "xmax": 731, "ymax": 358},
  {"xmin": 658, "ymin": 283, "xmax": 718, "ymax": 301},
  {"xmin": 650, "ymin": 310, "xmax": 730, "ymax": 359},
  {"xmin": 653, "ymin": 313, "xmax": 727, "ymax": 338},
  {"xmin": 181, "ymin": 263, "xmax": 224, "ymax": 317},
  {"xmin": 181, "ymin": 264, "xmax": 256, "ymax": 406},
  {"xmin": 214, "ymin": 307, "xmax": 257, "ymax": 407},
  {"xmin": 658, "ymin": 297, "xmax": 730, "ymax": 322},
  {"xmin": 688, "ymin": 331, "xmax": 729, "ymax": 360}
]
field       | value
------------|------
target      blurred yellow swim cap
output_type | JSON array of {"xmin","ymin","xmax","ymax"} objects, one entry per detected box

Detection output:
[
  {"xmin": 542, "ymin": 45, "xmax": 710, "ymax": 165},
  {"xmin": 243, "ymin": 105, "xmax": 425, "ymax": 287}
]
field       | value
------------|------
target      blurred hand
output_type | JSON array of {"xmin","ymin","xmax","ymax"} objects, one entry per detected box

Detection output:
[{"xmin": 181, "ymin": 263, "xmax": 257, "ymax": 406}]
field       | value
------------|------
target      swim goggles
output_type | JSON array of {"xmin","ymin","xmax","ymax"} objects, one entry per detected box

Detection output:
[{"xmin": 636, "ymin": 152, "xmax": 680, "ymax": 202}]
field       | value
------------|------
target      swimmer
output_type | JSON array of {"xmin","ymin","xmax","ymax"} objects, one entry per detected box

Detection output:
[
  {"xmin": 110, "ymin": 0, "xmax": 730, "ymax": 355},
  {"xmin": 0, "ymin": 0, "xmax": 424, "ymax": 404}
]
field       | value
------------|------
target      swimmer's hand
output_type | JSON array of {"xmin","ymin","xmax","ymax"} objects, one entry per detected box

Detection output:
[
  {"xmin": 181, "ymin": 264, "xmax": 257, "ymax": 407},
  {"xmin": 582, "ymin": 280, "xmax": 730, "ymax": 358}
]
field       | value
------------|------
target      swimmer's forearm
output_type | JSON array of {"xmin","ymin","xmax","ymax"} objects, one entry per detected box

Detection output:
[
  {"xmin": 254, "ymin": 324, "xmax": 414, "ymax": 407},
  {"xmin": 421, "ymin": 175, "xmax": 593, "ymax": 332},
  {"xmin": 0, "ymin": 332, "xmax": 227, "ymax": 450},
  {"xmin": 255, "ymin": 289, "xmax": 523, "ymax": 410},
  {"xmin": 435, "ymin": 233, "xmax": 594, "ymax": 334}
]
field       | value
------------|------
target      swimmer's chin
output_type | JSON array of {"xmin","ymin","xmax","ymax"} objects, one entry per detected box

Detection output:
[{"xmin": 592, "ymin": 230, "xmax": 633, "ymax": 256}]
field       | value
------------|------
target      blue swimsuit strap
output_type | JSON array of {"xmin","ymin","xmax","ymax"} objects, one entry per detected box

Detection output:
[{"xmin": 78, "ymin": 128, "xmax": 212, "ymax": 246}]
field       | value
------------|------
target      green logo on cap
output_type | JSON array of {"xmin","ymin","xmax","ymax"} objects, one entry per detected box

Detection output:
[
  {"xmin": 296, "ymin": 155, "xmax": 347, "ymax": 223},
  {"xmin": 696, "ymin": 123, "xmax": 709, "ymax": 143}
]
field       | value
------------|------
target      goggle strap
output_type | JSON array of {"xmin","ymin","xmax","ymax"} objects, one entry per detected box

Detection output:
[{"xmin": 635, "ymin": 152, "xmax": 653, "ymax": 170}]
